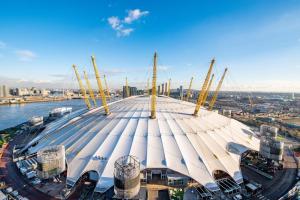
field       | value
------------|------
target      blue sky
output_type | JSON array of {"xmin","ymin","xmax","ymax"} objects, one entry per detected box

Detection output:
[{"xmin": 0, "ymin": 0, "xmax": 300, "ymax": 92}]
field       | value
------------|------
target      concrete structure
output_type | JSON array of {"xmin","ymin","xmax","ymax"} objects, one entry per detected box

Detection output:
[
  {"xmin": 162, "ymin": 83, "xmax": 164, "ymax": 95},
  {"xmin": 260, "ymin": 125, "xmax": 278, "ymax": 138},
  {"xmin": 36, "ymin": 145, "xmax": 66, "ymax": 179},
  {"xmin": 23, "ymin": 96, "xmax": 260, "ymax": 194},
  {"xmin": 259, "ymin": 137, "xmax": 284, "ymax": 161}
]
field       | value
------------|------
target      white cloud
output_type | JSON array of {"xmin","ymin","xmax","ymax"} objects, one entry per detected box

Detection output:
[
  {"xmin": 158, "ymin": 65, "xmax": 170, "ymax": 71},
  {"xmin": 15, "ymin": 50, "xmax": 37, "ymax": 61},
  {"xmin": 107, "ymin": 9, "xmax": 149, "ymax": 37},
  {"xmin": 117, "ymin": 28, "xmax": 134, "ymax": 37},
  {"xmin": 108, "ymin": 16, "xmax": 121, "ymax": 29},
  {"xmin": 124, "ymin": 9, "xmax": 149, "ymax": 24},
  {"xmin": 0, "ymin": 41, "xmax": 6, "ymax": 49}
]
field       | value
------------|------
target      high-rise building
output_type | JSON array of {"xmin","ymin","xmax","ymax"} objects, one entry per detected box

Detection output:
[
  {"xmin": 162, "ymin": 83, "xmax": 164, "ymax": 95},
  {"xmin": 157, "ymin": 85, "xmax": 160, "ymax": 95},
  {"xmin": 0, "ymin": 85, "xmax": 9, "ymax": 97},
  {"xmin": 164, "ymin": 82, "xmax": 167, "ymax": 95},
  {"xmin": 130, "ymin": 87, "xmax": 137, "ymax": 96},
  {"xmin": 179, "ymin": 85, "xmax": 183, "ymax": 100},
  {"xmin": 123, "ymin": 86, "xmax": 137, "ymax": 98}
]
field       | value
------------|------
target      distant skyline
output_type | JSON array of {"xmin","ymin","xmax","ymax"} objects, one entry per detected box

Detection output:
[{"xmin": 0, "ymin": 0, "xmax": 300, "ymax": 92}]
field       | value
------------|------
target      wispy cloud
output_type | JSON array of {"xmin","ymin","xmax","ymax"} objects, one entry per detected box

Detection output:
[
  {"xmin": 158, "ymin": 65, "xmax": 171, "ymax": 71},
  {"xmin": 107, "ymin": 9, "xmax": 149, "ymax": 37},
  {"xmin": 124, "ymin": 9, "xmax": 149, "ymax": 24},
  {"xmin": 15, "ymin": 50, "xmax": 37, "ymax": 61},
  {"xmin": 0, "ymin": 41, "xmax": 6, "ymax": 49}
]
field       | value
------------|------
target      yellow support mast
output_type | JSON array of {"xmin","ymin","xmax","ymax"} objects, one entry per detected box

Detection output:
[
  {"xmin": 167, "ymin": 78, "xmax": 171, "ymax": 96},
  {"xmin": 201, "ymin": 74, "xmax": 215, "ymax": 106},
  {"xmin": 209, "ymin": 68, "xmax": 228, "ymax": 111},
  {"xmin": 126, "ymin": 77, "xmax": 130, "ymax": 97},
  {"xmin": 91, "ymin": 55, "xmax": 110, "ymax": 115},
  {"xmin": 194, "ymin": 58, "xmax": 215, "ymax": 116},
  {"xmin": 150, "ymin": 52, "xmax": 157, "ymax": 119},
  {"xmin": 103, "ymin": 74, "xmax": 110, "ymax": 98},
  {"xmin": 186, "ymin": 77, "xmax": 194, "ymax": 101},
  {"xmin": 83, "ymin": 70, "xmax": 97, "ymax": 107},
  {"xmin": 72, "ymin": 65, "xmax": 91, "ymax": 109}
]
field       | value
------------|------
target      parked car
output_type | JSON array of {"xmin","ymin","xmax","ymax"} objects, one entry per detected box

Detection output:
[
  {"xmin": 11, "ymin": 190, "xmax": 19, "ymax": 197},
  {"xmin": 31, "ymin": 178, "xmax": 41, "ymax": 185},
  {"xmin": 5, "ymin": 187, "xmax": 13, "ymax": 193}
]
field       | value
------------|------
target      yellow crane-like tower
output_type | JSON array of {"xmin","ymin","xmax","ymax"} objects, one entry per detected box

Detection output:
[
  {"xmin": 147, "ymin": 78, "xmax": 150, "ymax": 96},
  {"xmin": 103, "ymin": 74, "xmax": 110, "ymax": 98},
  {"xmin": 201, "ymin": 74, "xmax": 215, "ymax": 106},
  {"xmin": 125, "ymin": 77, "xmax": 130, "ymax": 98},
  {"xmin": 193, "ymin": 58, "xmax": 215, "ymax": 116},
  {"xmin": 91, "ymin": 55, "xmax": 110, "ymax": 115},
  {"xmin": 209, "ymin": 68, "xmax": 228, "ymax": 111},
  {"xmin": 167, "ymin": 78, "xmax": 171, "ymax": 96},
  {"xmin": 186, "ymin": 77, "xmax": 194, "ymax": 101},
  {"xmin": 72, "ymin": 65, "xmax": 91, "ymax": 109},
  {"xmin": 83, "ymin": 70, "xmax": 97, "ymax": 107},
  {"xmin": 150, "ymin": 52, "xmax": 157, "ymax": 119}
]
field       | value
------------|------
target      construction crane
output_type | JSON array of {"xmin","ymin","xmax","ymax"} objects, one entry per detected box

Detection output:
[
  {"xmin": 103, "ymin": 74, "xmax": 110, "ymax": 98},
  {"xmin": 167, "ymin": 78, "xmax": 171, "ymax": 96},
  {"xmin": 150, "ymin": 52, "xmax": 157, "ymax": 119},
  {"xmin": 186, "ymin": 77, "xmax": 194, "ymax": 101},
  {"xmin": 201, "ymin": 74, "xmax": 215, "ymax": 106},
  {"xmin": 72, "ymin": 65, "xmax": 91, "ymax": 109},
  {"xmin": 83, "ymin": 70, "xmax": 97, "ymax": 107},
  {"xmin": 91, "ymin": 55, "xmax": 110, "ymax": 115},
  {"xmin": 126, "ymin": 77, "xmax": 130, "ymax": 97},
  {"xmin": 194, "ymin": 58, "xmax": 215, "ymax": 116},
  {"xmin": 209, "ymin": 68, "xmax": 228, "ymax": 111}
]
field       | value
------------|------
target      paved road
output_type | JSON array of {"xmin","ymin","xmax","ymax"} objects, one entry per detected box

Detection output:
[
  {"xmin": 0, "ymin": 134, "xmax": 55, "ymax": 200},
  {"xmin": 241, "ymin": 147, "xmax": 298, "ymax": 199}
]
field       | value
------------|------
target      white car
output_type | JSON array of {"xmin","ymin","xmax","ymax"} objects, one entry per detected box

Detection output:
[
  {"xmin": 31, "ymin": 178, "xmax": 41, "ymax": 185},
  {"xmin": 5, "ymin": 187, "xmax": 13, "ymax": 193},
  {"xmin": 11, "ymin": 190, "xmax": 19, "ymax": 197}
]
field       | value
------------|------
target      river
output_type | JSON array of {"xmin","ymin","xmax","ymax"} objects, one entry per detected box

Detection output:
[{"xmin": 0, "ymin": 99, "xmax": 90, "ymax": 131}]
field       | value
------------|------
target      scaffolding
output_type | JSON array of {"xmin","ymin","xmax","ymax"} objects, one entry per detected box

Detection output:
[
  {"xmin": 114, "ymin": 155, "xmax": 140, "ymax": 199},
  {"xmin": 36, "ymin": 145, "xmax": 66, "ymax": 179}
]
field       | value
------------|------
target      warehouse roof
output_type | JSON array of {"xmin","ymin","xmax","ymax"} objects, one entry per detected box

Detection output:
[{"xmin": 25, "ymin": 95, "xmax": 259, "ymax": 192}]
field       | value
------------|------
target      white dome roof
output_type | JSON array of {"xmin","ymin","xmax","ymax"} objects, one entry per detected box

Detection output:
[{"xmin": 25, "ymin": 96, "xmax": 259, "ymax": 192}]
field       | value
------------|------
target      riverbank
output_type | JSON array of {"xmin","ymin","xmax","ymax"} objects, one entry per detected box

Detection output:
[
  {"xmin": 0, "ymin": 99, "xmax": 86, "ymax": 131},
  {"xmin": 0, "ymin": 96, "xmax": 78, "ymax": 106}
]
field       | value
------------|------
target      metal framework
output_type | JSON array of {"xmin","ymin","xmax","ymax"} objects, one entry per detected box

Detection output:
[
  {"xmin": 209, "ymin": 68, "xmax": 228, "ymax": 111},
  {"xmin": 91, "ymin": 56, "xmax": 110, "ymax": 115},
  {"xmin": 103, "ymin": 74, "xmax": 110, "ymax": 98},
  {"xmin": 201, "ymin": 74, "xmax": 214, "ymax": 106},
  {"xmin": 186, "ymin": 77, "xmax": 193, "ymax": 101},
  {"xmin": 194, "ymin": 59, "xmax": 215, "ymax": 115},
  {"xmin": 83, "ymin": 70, "xmax": 97, "ymax": 107},
  {"xmin": 150, "ymin": 52, "xmax": 157, "ymax": 119},
  {"xmin": 72, "ymin": 65, "xmax": 91, "ymax": 109}
]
